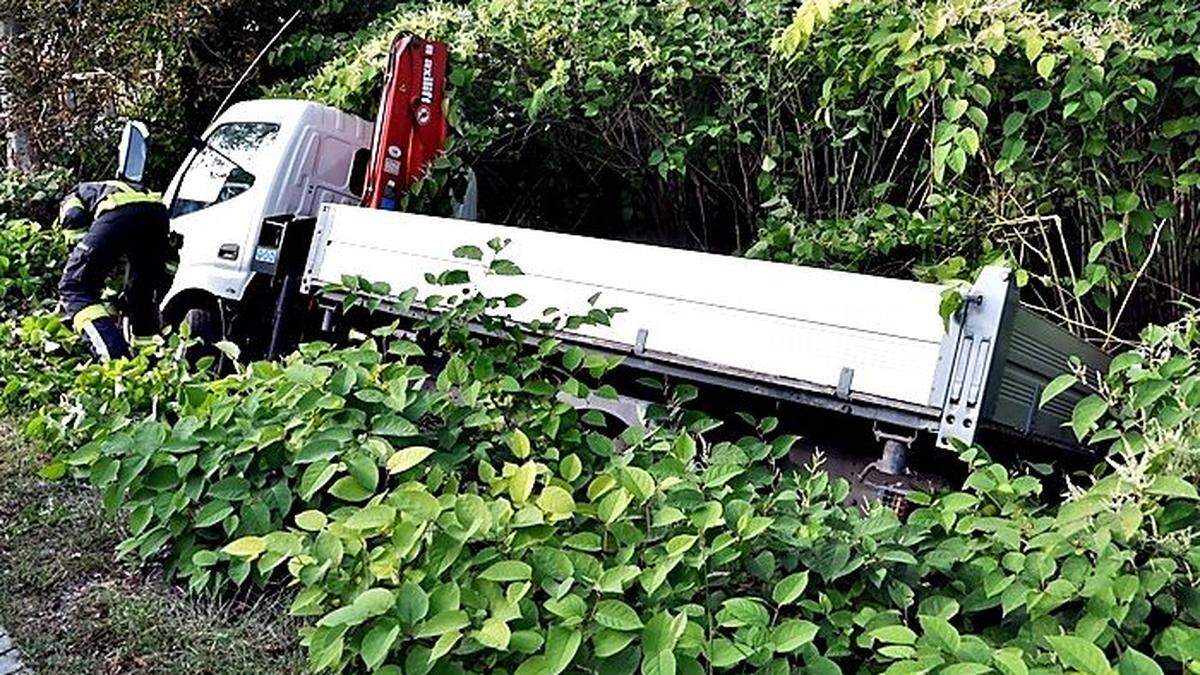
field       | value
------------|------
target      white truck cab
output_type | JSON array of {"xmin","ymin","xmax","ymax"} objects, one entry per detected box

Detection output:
[{"xmin": 160, "ymin": 99, "xmax": 373, "ymax": 325}]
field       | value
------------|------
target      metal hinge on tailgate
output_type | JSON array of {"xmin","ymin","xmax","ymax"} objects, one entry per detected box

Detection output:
[{"xmin": 929, "ymin": 267, "xmax": 1018, "ymax": 449}]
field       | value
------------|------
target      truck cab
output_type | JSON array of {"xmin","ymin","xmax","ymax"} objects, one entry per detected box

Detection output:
[{"xmin": 160, "ymin": 99, "xmax": 373, "ymax": 327}]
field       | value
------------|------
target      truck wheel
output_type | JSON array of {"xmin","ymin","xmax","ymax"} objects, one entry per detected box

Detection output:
[{"xmin": 182, "ymin": 306, "xmax": 225, "ymax": 370}]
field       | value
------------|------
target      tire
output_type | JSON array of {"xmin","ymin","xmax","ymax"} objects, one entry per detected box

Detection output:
[{"xmin": 182, "ymin": 306, "xmax": 226, "ymax": 371}]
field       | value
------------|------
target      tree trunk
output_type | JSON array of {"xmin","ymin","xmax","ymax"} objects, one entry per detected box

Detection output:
[{"xmin": 0, "ymin": 17, "xmax": 38, "ymax": 173}]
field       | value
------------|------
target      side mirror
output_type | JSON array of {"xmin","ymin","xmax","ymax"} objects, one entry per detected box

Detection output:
[{"xmin": 118, "ymin": 121, "xmax": 150, "ymax": 184}]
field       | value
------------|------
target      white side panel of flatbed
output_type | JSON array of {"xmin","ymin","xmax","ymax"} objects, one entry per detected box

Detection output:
[{"xmin": 303, "ymin": 205, "xmax": 949, "ymax": 409}]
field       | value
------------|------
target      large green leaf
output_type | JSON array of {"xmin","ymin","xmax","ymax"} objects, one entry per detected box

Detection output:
[
  {"xmin": 396, "ymin": 582, "xmax": 429, "ymax": 624},
  {"xmin": 593, "ymin": 629, "xmax": 637, "ymax": 658},
  {"xmin": 415, "ymin": 610, "xmax": 470, "ymax": 638},
  {"xmin": 194, "ymin": 500, "xmax": 233, "ymax": 528},
  {"xmin": 544, "ymin": 627, "xmax": 581, "ymax": 674},
  {"xmin": 641, "ymin": 650, "xmax": 676, "ymax": 675},
  {"xmin": 708, "ymin": 639, "xmax": 746, "ymax": 669},
  {"xmin": 345, "ymin": 504, "xmax": 397, "ymax": 530},
  {"xmin": 536, "ymin": 486, "xmax": 575, "ymax": 516},
  {"xmin": 771, "ymin": 619, "xmax": 818, "ymax": 653},
  {"xmin": 1148, "ymin": 476, "xmax": 1198, "ymax": 500},
  {"xmin": 771, "ymin": 571, "xmax": 809, "ymax": 605},
  {"xmin": 1040, "ymin": 373, "xmax": 1078, "ymax": 407},
  {"xmin": 507, "ymin": 428, "xmax": 532, "ymax": 458},
  {"xmin": 223, "ymin": 536, "xmax": 265, "ymax": 559},
  {"xmin": 387, "ymin": 446, "xmax": 435, "ymax": 474},
  {"xmin": 355, "ymin": 588, "xmax": 397, "ymax": 617},
  {"xmin": 1071, "ymin": 395, "xmax": 1109, "ymax": 440},
  {"xmin": 361, "ymin": 623, "xmax": 400, "ymax": 670},
  {"xmin": 1117, "ymin": 649, "xmax": 1163, "ymax": 675},
  {"xmin": 480, "ymin": 560, "xmax": 533, "ymax": 582},
  {"xmin": 510, "ymin": 462, "xmax": 538, "ymax": 504},
  {"xmin": 295, "ymin": 509, "xmax": 327, "ymax": 531},
  {"xmin": 868, "ymin": 625, "xmax": 917, "ymax": 646},
  {"xmin": 717, "ymin": 598, "xmax": 769, "ymax": 628},
  {"xmin": 1046, "ymin": 635, "xmax": 1111, "ymax": 675},
  {"xmin": 476, "ymin": 617, "xmax": 512, "ymax": 650},
  {"xmin": 642, "ymin": 612, "xmax": 682, "ymax": 656},
  {"xmin": 594, "ymin": 599, "xmax": 643, "ymax": 631}
]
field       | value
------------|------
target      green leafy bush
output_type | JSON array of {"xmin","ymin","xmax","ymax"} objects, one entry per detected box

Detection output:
[
  {"xmin": 0, "ymin": 312, "xmax": 80, "ymax": 418},
  {"xmin": 25, "ymin": 257, "xmax": 1195, "ymax": 673},
  {"xmin": 0, "ymin": 167, "xmax": 71, "ymax": 223},
  {"xmin": 0, "ymin": 219, "xmax": 70, "ymax": 318},
  {"xmin": 0, "ymin": 168, "xmax": 73, "ymax": 318},
  {"xmin": 746, "ymin": 201, "xmax": 953, "ymax": 272},
  {"xmin": 272, "ymin": 0, "xmax": 1200, "ymax": 336},
  {"xmin": 1058, "ymin": 313, "xmax": 1200, "ymax": 500},
  {"xmin": 767, "ymin": 0, "xmax": 1200, "ymax": 331},
  {"xmin": 1, "ymin": 1, "xmax": 1198, "ymax": 662}
]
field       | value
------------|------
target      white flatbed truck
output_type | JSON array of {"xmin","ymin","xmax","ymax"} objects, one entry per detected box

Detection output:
[
  {"xmin": 299, "ymin": 205, "xmax": 1108, "ymax": 456},
  {"xmin": 129, "ymin": 35, "xmax": 1108, "ymax": 496}
]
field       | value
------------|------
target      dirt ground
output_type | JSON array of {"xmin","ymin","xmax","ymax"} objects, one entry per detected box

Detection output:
[{"xmin": 0, "ymin": 419, "xmax": 304, "ymax": 674}]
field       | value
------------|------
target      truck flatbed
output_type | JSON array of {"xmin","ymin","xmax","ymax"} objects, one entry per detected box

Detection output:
[{"xmin": 301, "ymin": 204, "xmax": 1109, "ymax": 452}]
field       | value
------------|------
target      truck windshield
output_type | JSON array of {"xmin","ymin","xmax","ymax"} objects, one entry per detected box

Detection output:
[{"xmin": 170, "ymin": 122, "xmax": 280, "ymax": 217}]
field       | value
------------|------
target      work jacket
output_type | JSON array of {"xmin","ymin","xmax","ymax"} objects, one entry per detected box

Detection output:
[{"xmin": 56, "ymin": 180, "xmax": 163, "ymax": 230}]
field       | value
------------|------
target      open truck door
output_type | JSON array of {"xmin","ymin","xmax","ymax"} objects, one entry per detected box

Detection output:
[{"xmin": 118, "ymin": 121, "xmax": 150, "ymax": 184}]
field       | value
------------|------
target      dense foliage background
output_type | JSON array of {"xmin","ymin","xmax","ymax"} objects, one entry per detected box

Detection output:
[
  {"xmin": 0, "ymin": 0, "xmax": 390, "ymax": 177},
  {"xmin": 1, "ymin": 0, "xmax": 1199, "ymax": 673},
  {"xmin": 5, "ymin": 0, "xmax": 1199, "ymax": 336},
  {"xmin": 276, "ymin": 0, "xmax": 1200, "ymax": 340}
]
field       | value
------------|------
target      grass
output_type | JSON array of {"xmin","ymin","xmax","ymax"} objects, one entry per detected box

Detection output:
[{"xmin": 0, "ymin": 418, "xmax": 304, "ymax": 674}]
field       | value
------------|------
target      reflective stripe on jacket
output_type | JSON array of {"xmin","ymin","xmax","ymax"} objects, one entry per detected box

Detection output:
[{"xmin": 55, "ymin": 180, "xmax": 163, "ymax": 230}]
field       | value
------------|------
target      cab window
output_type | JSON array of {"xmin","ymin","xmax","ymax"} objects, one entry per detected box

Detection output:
[
  {"xmin": 348, "ymin": 147, "xmax": 371, "ymax": 198},
  {"xmin": 170, "ymin": 122, "xmax": 280, "ymax": 217}
]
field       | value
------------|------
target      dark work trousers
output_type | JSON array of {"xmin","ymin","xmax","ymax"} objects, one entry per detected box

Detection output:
[
  {"xmin": 78, "ymin": 315, "xmax": 130, "ymax": 361},
  {"xmin": 58, "ymin": 202, "xmax": 171, "ymax": 358}
]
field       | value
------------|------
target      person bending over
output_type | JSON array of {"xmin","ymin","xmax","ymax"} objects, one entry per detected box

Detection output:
[{"xmin": 56, "ymin": 178, "xmax": 170, "ymax": 360}]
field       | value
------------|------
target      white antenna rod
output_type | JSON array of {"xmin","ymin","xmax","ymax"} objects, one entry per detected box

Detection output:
[{"xmin": 209, "ymin": 9, "xmax": 303, "ymax": 125}]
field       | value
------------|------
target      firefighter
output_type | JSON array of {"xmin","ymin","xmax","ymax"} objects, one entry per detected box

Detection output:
[{"xmin": 55, "ymin": 179, "xmax": 171, "ymax": 361}]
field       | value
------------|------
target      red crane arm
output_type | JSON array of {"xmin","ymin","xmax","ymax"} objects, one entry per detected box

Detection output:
[{"xmin": 362, "ymin": 35, "xmax": 449, "ymax": 211}]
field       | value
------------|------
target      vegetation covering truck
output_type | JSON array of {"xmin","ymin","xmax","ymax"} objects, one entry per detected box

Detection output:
[{"xmin": 129, "ymin": 34, "xmax": 1108, "ymax": 497}]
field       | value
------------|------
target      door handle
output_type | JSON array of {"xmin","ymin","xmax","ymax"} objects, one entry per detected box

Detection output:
[{"xmin": 218, "ymin": 243, "xmax": 240, "ymax": 260}]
